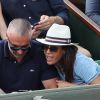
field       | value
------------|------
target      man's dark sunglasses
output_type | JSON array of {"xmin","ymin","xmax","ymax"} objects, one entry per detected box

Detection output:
[
  {"xmin": 7, "ymin": 34, "xmax": 31, "ymax": 51},
  {"xmin": 43, "ymin": 45, "xmax": 59, "ymax": 52},
  {"xmin": 9, "ymin": 44, "xmax": 31, "ymax": 51}
]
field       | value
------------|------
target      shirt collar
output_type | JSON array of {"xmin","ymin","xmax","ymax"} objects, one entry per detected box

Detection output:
[{"xmin": 4, "ymin": 41, "xmax": 10, "ymax": 58}]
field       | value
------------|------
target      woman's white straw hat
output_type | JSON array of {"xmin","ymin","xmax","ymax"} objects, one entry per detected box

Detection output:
[{"xmin": 36, "ymin": 23, "xmax": 76, "ymax": 46}]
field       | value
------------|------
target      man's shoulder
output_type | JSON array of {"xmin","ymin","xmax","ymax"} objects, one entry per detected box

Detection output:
[
  {"xmin": 0, "ymin": 40, "xmax": 5, "ymax": 48},
  {"xmin": 31, "ymin": 40, "xmax": 43, "ymax": 46},
  {"xmin": 30, "ymin": 40, "xmax": 46, "ymax": 65},
  {"xmin": 31, "ymin": 40, "xmax": 43, "ymax": 51},
  {"xmin": 30, "ymin": 40, "xmax": 44, "ymax": 56},
  {"xmin": 0, "ymin": 40, "xmax": 6, "ymax": 61}
]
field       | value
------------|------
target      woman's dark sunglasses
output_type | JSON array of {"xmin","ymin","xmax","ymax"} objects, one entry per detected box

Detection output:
[{"xmin": 43, "ymin": 45, "xmax": 59, "ymax": 52}]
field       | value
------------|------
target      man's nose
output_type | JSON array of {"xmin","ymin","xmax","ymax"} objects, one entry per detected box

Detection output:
[{"xmin": 16, "ymin": 50, "xmax": 24, "ymax": 54}]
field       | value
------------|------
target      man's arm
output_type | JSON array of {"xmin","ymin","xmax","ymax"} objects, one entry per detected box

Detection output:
[
  {"xmin": 42, "ymin": 78, "xmax": 57, "ymax": 89},
  {"xmin": 0, "ymin": 2, "xmax": 7, "ymax": 40},
  {"xmin": 0, "ymin": 88, "xmax": 5, "ymax": 94}
]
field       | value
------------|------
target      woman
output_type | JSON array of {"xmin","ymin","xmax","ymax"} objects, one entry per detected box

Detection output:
[{"xmin": 36, "ymin": 23, "xmax": 100, "ymax": 88}]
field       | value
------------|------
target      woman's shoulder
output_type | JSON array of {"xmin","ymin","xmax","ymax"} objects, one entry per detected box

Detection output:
[
  {"xmin": 74, "ymin": 52, "xmax": 100, "ymax": 74},
  {"xmin": 74, "ymin": 52, "xmax": 98, "ymax": 68},
  {"xmin": 75, "ymin": 51, "xmax": 92, "ymax": 61}
]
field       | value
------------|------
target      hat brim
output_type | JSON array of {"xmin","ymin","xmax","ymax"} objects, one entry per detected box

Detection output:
[{"xmin": 36, "ymin": 39, "xmax": 76, "ymax": 46}]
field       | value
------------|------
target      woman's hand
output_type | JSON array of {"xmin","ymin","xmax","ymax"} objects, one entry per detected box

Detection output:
[{"xmin": 56, "ymin": 80, "xmax": 77, "ymax": 88}]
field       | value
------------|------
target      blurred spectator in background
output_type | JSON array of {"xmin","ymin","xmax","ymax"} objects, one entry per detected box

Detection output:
[
  {"xmin": 0, "ymin": 0, "xmax": 68, "ymax": 39},
  {"xmin": 69, "ymin": 0, "xmax": 85, "ymax": 12},
  {"xmin": 85, "ymin": 0, "xmax": 100, "ymax": 26}
]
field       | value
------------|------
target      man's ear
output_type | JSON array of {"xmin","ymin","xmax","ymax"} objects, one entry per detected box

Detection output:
[
  {"xmin": 29, "ymin": 30, "xmax": 33, "ymax": 38},
  {"xmin": 6, "ymin": 33, "xmax": 9, "ymax": 40}
]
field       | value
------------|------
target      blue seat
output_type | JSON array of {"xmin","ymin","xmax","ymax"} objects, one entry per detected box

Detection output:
[{"xmin": 95, "ymin": 60, "xmax": 100, "ymax": 65}]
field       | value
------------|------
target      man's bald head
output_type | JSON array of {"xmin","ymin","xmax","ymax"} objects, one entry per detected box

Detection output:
[
  {"xmin": 7, "ymin": 18, "xmax": 32, "ymax": 37},
  {"xmin": 6, "ymin": 19, "xmax": 32, "ymax": 59}
]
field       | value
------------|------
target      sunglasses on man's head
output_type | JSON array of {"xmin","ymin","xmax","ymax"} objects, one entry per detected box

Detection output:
[{"xmin": 43, "ymin": 45, "xmax": 59, "ymax": 52}]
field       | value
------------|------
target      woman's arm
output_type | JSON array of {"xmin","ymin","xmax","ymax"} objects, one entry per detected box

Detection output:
[{"xmin": 90, "ymin": 76, "xmax": 100, "ymax": 84}]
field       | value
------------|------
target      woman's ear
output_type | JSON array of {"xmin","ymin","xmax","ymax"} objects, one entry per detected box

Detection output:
[{"xmin": 62, "ymin": 49, "xmax": 66, "ymax": 55}]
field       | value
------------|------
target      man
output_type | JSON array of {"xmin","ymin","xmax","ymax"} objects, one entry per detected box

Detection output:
[{"xmin": 0, "ymin": 18, "xmax": 57, "ymax": 93}]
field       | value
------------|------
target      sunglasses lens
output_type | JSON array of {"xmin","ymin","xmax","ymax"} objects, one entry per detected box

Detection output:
[
  {"xmin": 44, "ymin": 46, "xmax": 58, "ymax": 52},
  {"xmin": 10, "ymin": 46, "xmax": 18, "ymax": 51},
  {"xmin": 7, "ymin": 35, "xmax": 31, "ymax": 51},
  {"xmin": 9, "ymin": 44, "xmax": 30, "ymax": 51},
  {"xmin": 50, "ymin": 47, "xmax": 58, "ymax": 52}
]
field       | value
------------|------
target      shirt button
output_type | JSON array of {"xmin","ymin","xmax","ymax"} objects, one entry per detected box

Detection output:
[
  {"xmin": 29, "ymin": 16, "xmax": 32, "ymax": 19},
  {"xmin": 32, "ymin": 0, "xmax": 37, "ymax": 1},
  {"xmin": 23, "ymin": 4, "xmax": 26, "ymax": 7},
  {"xmin": 14, "ymin": 61, "xmax": 16, "ymax": 63}
]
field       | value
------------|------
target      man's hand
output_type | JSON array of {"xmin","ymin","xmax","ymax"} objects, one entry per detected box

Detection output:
[
  {"xmin": 31, "ymin": 29, "xmax": 42, "ymax": 39},
  {"xmin": 34, "ymin": 15, "xmax": 55, "ymax": 30},
  {"xmin": 0, "ymin": 89, "xmax": 5, "ymax": 94},
  {"xmin": 34, "ymin": 15, "xmax": 64, "ymax": 31}
]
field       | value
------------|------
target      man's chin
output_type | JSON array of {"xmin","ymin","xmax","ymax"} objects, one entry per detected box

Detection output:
[{"xmin": 13, "ymin": 54, "xmax": 25, "ymax": 59}]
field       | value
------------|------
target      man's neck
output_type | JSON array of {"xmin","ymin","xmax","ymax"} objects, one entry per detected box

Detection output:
[
  {"xmin": 9, "ymin": 53, "xmax": 23, "ymax": 63},
  {"xmin": 16, "ymin": 57, "xmax": 23, "ymax": 63}
]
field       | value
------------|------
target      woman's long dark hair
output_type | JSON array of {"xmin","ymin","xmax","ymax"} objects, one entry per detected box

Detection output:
[{"xmin": 59, "ymin": 45, "xmax": 78, "ymax": 82}]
